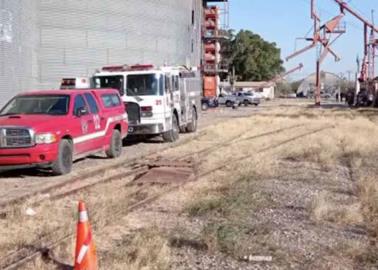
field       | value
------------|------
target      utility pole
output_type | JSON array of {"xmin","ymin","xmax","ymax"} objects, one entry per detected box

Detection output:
[
  {"xmin": 231, "ymin": 65, "xmax": 235, "ymax": 92},
  {"xmin": 355, "ymin": 55, "xmax": 360, "ymax": 105},
  {"xmin": 346, "ymin": 70, "xmax": 352, "ymax": 83},
  {"xmin": 371, "ymin": 10, "xmax": 376, "ymax": 80}
]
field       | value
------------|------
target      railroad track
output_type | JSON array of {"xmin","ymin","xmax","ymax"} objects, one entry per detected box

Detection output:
[
  {"xmin": 1, "ymin": 158, "xmax": 197, "ymax": 270},
  {"xmin": 0, "ymin": 123, "xmax": 332, "ymax": 270},
  {"xmin": 0, "ymin": 122, "xmax": 304, "ymax": 213},
  {"xmin": 0, "ymin": 128, "xmax": 214, "ymax": 212}
]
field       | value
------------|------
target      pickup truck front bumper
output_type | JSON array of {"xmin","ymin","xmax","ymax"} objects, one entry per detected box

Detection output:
[{"xmin": 0, "ymin": 143, "xmax": 59, "ymax": 166}]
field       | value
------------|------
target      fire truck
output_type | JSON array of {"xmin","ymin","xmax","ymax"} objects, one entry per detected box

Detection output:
[{"xmin": 62, "ymin": 64, "xmax": 201, "ymax": 142}]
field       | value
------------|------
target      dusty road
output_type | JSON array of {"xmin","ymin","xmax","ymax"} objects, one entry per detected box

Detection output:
[{"xmin": 2, "ymin": 99, "xmax": 378, "ymax": 270}]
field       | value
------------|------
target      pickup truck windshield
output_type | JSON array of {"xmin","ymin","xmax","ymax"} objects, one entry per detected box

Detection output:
[
  {"xmin": 94, "ymin": 76, "xmax": 124, "ymax": 96},
  {"xmin": 127, "ymin": 74, "xmax": 160, "ymax": 96},
  {"xmin": 0, "ymin": 95, "xmax": 70, "ymax": 116}
]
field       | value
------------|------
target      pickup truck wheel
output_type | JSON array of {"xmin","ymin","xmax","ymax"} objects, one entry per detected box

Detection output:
[
  {"xmin": 163, "ymin": 115, "xmax": 179, "ymax": 142},
  {"xmin": 225, "ymin": 100, "xmax": 233, "ymax": 107},
  {"xmin": 186, "ymin": 108, "xmax": 197, "ymax": 133},
  {"xmin": 243, "ymin": 100, "xmax": 249, "ymax": 106},
  {"xmin": 52, "ymin": 139, "xmax": 73, "ymax": 175},
  {"xmin": 106, "ymin": 129, "xmax": 122, "ymax": 158}
]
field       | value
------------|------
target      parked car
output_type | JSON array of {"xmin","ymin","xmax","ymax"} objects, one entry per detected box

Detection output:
[
  {"xmin": 218, "ymin": 93, "xmax": 239, "ymax": 107},
  {"xmin": 201, "ymin": 97, "xmax": 219, "ymax": 110},
  {"xmin": 0, "ymin": 88, "xmax": 128, "ymax": 175},
  {"xmin": 235, "ymin": 91, "xmax": 261, "ymax": 106}
]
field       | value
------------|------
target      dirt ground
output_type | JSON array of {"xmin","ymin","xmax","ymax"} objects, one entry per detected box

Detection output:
[
  {"xmin": 0, "ymin": 103, "xmax": 261, "ymax": 205},
  {"xmin": 2, "ymin": 99, "xmax": 378, "ymax": 269}
]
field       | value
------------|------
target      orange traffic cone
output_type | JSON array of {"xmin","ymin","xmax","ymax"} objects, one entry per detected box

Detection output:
[{"xmin": 74, "ymin": 201, "xmax": 98, "ymax": 270}]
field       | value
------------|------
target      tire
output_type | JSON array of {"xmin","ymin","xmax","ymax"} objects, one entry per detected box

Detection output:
[
  {"xmin": 163, "ymin": 115, "xmax": 179, "ymax": 142},
  {"xmin": 201, "ymin": 102, "xmax": 209, "ymax": 111},
  {"xmin": 243, "ymin": 100, "xmax": 249, "ymax": 106},
  {"xmin": 225, "ymin": 100, "xmax": 233, "ymax": 107},
  {"xmin": 253, "ymin": 103, "xmax": 259, "ymax": 106},
  {"xmin": 186, "ymin": 108, "xmax": 198, "ymax": 133},
  {"xmin": 52, "ymin": 139, "xmax": 73, "ymax": 175},
  {"xmin": 106, "ymin": 129, "xmax": 122, "ymax": 158}
]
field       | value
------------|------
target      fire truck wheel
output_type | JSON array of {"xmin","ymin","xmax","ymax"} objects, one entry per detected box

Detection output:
[
  {"xmin": 163, "ymin": 115, "xmax": 179, "ymax": 142},
  {"xmin": 106, "ymin": 129, "xmax": 122, "ymax": 158},
  {"xmin": 52, "ymin": 139, "xmax": 73, "ymax": 175},
  {"xmin": 186, "ymin": 108, "xmax": 197, "ymax": 133}
]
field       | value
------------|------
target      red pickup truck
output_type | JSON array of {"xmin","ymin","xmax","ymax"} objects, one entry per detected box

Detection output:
[{"xmin": 0, "ymin": 89, "xmax": 128, "ymax": 175}]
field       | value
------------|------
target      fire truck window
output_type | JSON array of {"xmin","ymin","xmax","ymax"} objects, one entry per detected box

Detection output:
[
  {"xmin": 127, "ymin": 74, "xmax": 159, "ymax": 96},
  {"xmin": 74, "ymin": 95, "xmax": 88, "ymax": 115},
  {"xmin": 84, "ymin": 93, "xmax": 99, "ymax": 114},
  {"xmin": 94, "ymin": 76, "xmax": 124, "ymax": 96},
  {"xmin": 165, "ymin": 76, "xmax": 171, "ymax": 93},
  {"xmin": 173, "ymin": 76, "xmax": 179, "ymax": 92},
  {"xmin": 159, "ymin": 76, "xmax": 164, "ymax": 95}
]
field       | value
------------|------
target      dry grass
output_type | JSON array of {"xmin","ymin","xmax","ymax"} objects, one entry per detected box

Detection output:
[
  {"xmin": 358, "ymin": 175, "xmax": 378, "ymax": 236},
  {"xmin": 3, "ymin": 101, "xmax": 378, "ymax": 269},
  {"xmin": 100, "ymin": 228, "xmax": 170, "ymax": 270},
  {"xmin": 0, "ymin": 173, "xmax": 145, "ymax": 259},
  {"xmin": 174, "ymin": 103, "xmax": 378, "ymax": 268},
  {"xmin": 311, "ymin": 191, "xmax": 363, "ymax": 225},
  {"xmin": 182, "ymin": 163, "xmax": 281, "ymax": 260}
]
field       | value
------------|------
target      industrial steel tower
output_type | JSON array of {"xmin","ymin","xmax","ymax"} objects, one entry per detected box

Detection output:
[{"xmin": 202, "ymin": 0, "xmax": 229, "ymax": 99}]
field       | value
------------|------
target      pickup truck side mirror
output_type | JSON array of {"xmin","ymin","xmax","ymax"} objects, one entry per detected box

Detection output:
[{"xmin": 76, "ymin": 107, "xmax": 88, "ymax": 117}]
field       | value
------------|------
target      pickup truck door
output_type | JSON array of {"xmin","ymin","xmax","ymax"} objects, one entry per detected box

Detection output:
[
  {"xmin": 72, "ymin": 94, "xmax": 96, "ymax": 154},
  {"xmin": 84, "ymin": 92, "xmax": 105, "ymax": 150}
]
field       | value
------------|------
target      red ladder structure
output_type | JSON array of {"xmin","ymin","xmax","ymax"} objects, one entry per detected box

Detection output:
[{"xmin": 202, "ymin": 0, "xmax": 229, "ymax": 98}]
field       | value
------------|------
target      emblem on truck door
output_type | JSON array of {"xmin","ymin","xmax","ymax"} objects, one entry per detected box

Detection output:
[
  {"xmin": 93, "ymin": 114, "xmax": 101, "ymax": 130},
  {"xmin": 81, "ymin": 120, "xmax": 89, "ymax": 134}
]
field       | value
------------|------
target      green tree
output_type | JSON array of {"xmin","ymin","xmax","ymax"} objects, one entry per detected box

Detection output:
[{"xmin": 230, "ymin": 30, "xmax": 284, "ymax": 81}]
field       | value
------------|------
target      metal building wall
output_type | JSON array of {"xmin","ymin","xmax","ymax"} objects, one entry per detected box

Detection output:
[
  {"xmin": 38, "ymin": 0, "xmax": 203, "ymax": 89},
  {"xmin": 0, "ymin": 0, "xmax": 203, "ymax": 106},
  {"xmin": 0, "ymin": 0, "xmax": 39, "ymax": 107}
]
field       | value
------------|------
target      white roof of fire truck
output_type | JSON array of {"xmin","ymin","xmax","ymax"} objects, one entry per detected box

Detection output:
[{"xmin": 94, "ymin": 64, "xmax": 197, "ymax": 77}]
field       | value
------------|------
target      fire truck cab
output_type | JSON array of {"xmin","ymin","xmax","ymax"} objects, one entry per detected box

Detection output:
[{"xmin": 91, "ymin": 64, "xmax": 201, "ymax": 142}]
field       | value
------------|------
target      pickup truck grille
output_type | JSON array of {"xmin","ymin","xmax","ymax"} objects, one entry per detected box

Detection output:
[
  {"xmin": 126, "ymin": 102, "xmax": 140, "ymax": 125},
  {"xmin": 0, "ymin": 128, "xmax": 34, "ymax": 148}
]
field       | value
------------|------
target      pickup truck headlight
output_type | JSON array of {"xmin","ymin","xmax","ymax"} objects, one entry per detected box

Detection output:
[{"xmin": 35, "ymin": 133, "xmax": 57, "ymax": 144}]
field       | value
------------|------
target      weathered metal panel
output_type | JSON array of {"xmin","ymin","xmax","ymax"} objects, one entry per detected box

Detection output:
[
  {"xmin": 0, "ymin": 0, "xmax": 39, "ymax": 107},
  {"xmin": 0, "ymin": 0, "xmax": 203, "ymax": 107}
]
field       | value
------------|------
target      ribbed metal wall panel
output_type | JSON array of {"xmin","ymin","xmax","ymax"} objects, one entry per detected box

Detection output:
[
  {"xmin": 0, "ymin": 0, "xmax": 39, "ymax": 106},
  {"xmin": 0, "ymin": 0, "xmax": 202, "ymax": 106}
]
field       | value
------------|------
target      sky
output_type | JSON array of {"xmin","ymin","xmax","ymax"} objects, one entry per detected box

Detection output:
[{"xmin": 228, "ymin": 0, "xmax": 377, "ymax": 81}]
